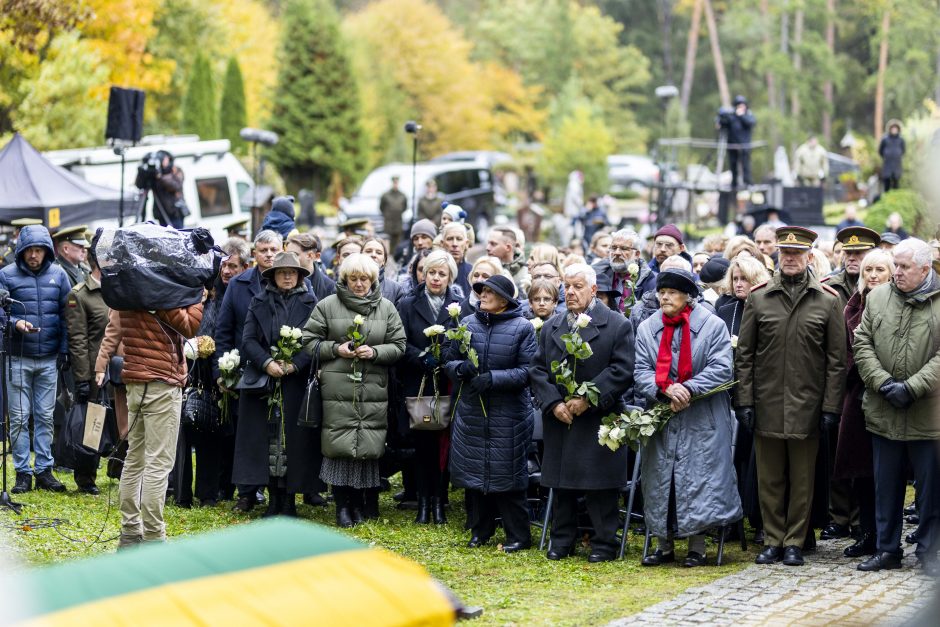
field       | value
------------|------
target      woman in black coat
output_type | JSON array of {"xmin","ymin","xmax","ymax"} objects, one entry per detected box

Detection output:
[
  {"xmin": 233, "ymin": 252, "xmax": 320, "ymax": 517},
  {"xmin": 716, "ymin": 254, "xmax": 769, "ymax": 540},
  {"xmin": 529, "ymin": 263, "xmax": 635, "ymax": 562},
  {"xmin": 444, "ymin": 274, "xmax": 537, "ymax": 552},
  {"xmin": 396, "ymin": 250, "xmax": 462, "ymax": 524}
]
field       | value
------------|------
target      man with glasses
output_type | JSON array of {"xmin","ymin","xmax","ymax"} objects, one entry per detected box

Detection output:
[
  {"xmin": 592, "ymin": 228, "xmax": 657, "ymax": 313},
  {"xmin": 649, "ymin": 224, "xmax": 689, "ymax": 273}
]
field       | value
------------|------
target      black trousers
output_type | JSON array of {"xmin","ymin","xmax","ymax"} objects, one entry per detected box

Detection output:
[
  {"xmin": 882, "ymin": 176, "xmax": 900, "ymax": 192},
  {"xmin": 551, "ymin": 488, "xmax": 620, "ymax": 556},
  {"xmin": 174, "ymin": 424, "xmax": 224, "ymax": 504},
  {"xmin": 849, "ymin": 476, "xmax": 876, "ymax": 537},
  {"xmin": 468, "ymin": 489, "xmax": 531, "ymax": 545},
  {"xmin": 871, "ymin": 434, "xmax": 939, "ymax": 561},
  {"xmin": 413, "ymin": 430, "xmax": 444, "ymax": 499},
  {"xmin": 728, "ymin": 149, "xmax": 752, "ymax": 188}
]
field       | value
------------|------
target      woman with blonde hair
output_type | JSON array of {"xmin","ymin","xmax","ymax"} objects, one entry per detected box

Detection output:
[
  {"xmin": 722, "ymin": 235, "xmax": 763, "ymax": 263},
  {"xmin": 527, "ymin": 243, "xmax": 562, "ymax": 274}
]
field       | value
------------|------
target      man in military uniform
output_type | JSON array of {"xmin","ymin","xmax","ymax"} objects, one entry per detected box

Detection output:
[
  {"xmin": 817, "ymin": 226, "xmax": 881, "ymax": 542},
  {"xmin": 1, "ymin": 218, "xmax": 44, "ymax": 268},
  {"xmin": 735, "ymin": 226, "xmax": 847, "ymax": 567},
  {"xmin": 64, "ymin": 252, "xmax": 110, "ymax": 494},
  {"xmin": 53, "ymin": 225, "xmax": 91, "ymax": 287},
  {"xmin": 224, "ymin": 218, "xmax": 250, "ymax": 241},
  {"xmin": 321, "ymin": 218, "xmax": 372, "ymax": 269},
  {"xmin": 379, "ymin": 175, "xmax": 407, "ymax": 251}
]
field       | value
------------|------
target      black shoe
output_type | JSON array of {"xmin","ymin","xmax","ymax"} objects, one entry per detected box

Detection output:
[
  {"xmin": 820, "ymin": 522, "xmax": 851, "ymax": 540},
  {"xmin": 415, "ymin": 497, "xmax": 431, "ymax": 524},
  {"xmin": 905, "ymin": 514, "xmax": 920, "ymax": 525},
  {"xmin": 200, "ymin": 498, "xmax": 218, "ymax": 508},
  {"xmin": 393, "ymin": 490, "xmax": 415, "ymax": 503},
  {"xmin": 843, "ymin": 534, "xmax": 877, "ymax": 558},
  {"xmin": 752, "ymin": 529, "xmax": 765, "ymax": 545},
  {"xmin": 336, "ymin": 506, "xmax": 355, "ymax": 528},
  {"xmin": 12, "ymin": 472, "xmax": 31, "ymax": 494},
  {"xmin": 755, "ymin": 546, "xmax": 783, "ymax": 564},
  {"xmin": 431, "ymin": 497, "xmax": 447, "ymax": 525},
  {"xmin": 782, "ymin": 545, "xmax": 804, "ymax": 566},
  {"xmin": 351, "ymin": 508, "xmax": 365, "ymax": 525},
  {"xmin": 501, "ymin": 541, "xmax": 531, "ymax": 553},
  {"xmin": 303, "ymin": 493, "xmax": 328, "ymax": 507},
  {"xmin": 858, "ymin": 552, "xmax": 902, "ymax": 572},
  {"xmin": 850, "ymin": 525, "xmax": 863, "ymax": 540},
  {"xmin": 546, "ymin": 545, "xmax": 575, "ymax": 560},
  {"xmin": 642, "ymin": 549, "xmax": 676, "ymax": 566},
  {"xmin": 176, "ymin": 500, "xmax": 193, "ymax": 509},
  {"xmin": 76, "ymin": 483, "xmax": 100, "ymax": 495},
  {"xmin": 232, "ymin": 495, "xmax": 256, "ymax": 513},
  {"xmin": 683, "ymin": 551, "xmax": 707, "ymax": 567},
  {"xmin": 588, "ymin": 551, "xmax": 616, "ymax": 563},
  {"xmin": 905, "ymin": 532, "xmax": 918, "ymax": 545},
  {"xmin": 281, "ymin": 494, "xmax": 298, "ymax": 518},
  {"xmin": 467, "ymin": 536, "xmax": 488, "ymax": 548},
  {"xmin": 34, "ymin": 469, "xmax": 66, "ymax": 492},
  {"xmin": 362, "ymin": 490, "xmax": 379, "ymax": 520},
  {"xmin": 396, "ymin": 499, "xmax": 418, "ymax": 511},
  {"xmin": 904, "ymin": 503, "xmax": 917, "ymax": 516}
]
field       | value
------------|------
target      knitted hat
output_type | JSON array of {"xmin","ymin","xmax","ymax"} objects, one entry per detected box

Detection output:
[
  {"xmin": 442, "ymin": 202, "xmax": 467, "ymax": 223},
  {"xmin": 699, "ymin": 256, "xmax": 731, "ymax": 284},
  {"xmin": 654, "ymin": 224, "xmax": 684, "ymax": 246},
  {"xmin": 410, "ymin": 219, "xmax": 437, "ymax": 240}
]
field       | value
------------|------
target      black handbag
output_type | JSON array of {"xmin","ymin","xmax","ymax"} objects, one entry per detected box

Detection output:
[
  {"xmin": 235, "ymin": 362, "xmax": 271, "ymax": 393},
  {"xmin": 182, "ymin": 384, "xmax": 222, "ymax": 432},
  {"xmin": 298, "ymin": 340, "xmax": 323, "ymax": 429}
]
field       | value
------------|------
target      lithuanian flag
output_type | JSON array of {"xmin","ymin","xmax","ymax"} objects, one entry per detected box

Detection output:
[{"xmin": 8, "ymin": 519, "xmax": 457, "ymax": 626}]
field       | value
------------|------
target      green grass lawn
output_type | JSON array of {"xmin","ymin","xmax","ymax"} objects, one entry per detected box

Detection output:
[{"xmin": 1, "ymin": 463, "xmax": 751, "ymax": 626}]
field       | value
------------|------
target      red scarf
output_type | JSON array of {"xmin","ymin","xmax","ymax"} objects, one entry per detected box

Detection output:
[{"xmin": 655, "ymin": 305, "xmax": 693, "ymax": 393}]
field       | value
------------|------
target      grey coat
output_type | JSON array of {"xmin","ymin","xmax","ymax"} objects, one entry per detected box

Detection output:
[{"xmin": 635, "ymin": 305, "xmax": 743, "ymax": 538}]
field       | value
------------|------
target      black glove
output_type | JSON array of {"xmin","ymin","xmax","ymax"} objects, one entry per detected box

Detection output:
[
  {"xmin": 75, "ymin": 381, "xmax": 91, "ymax": 405},
  {"xmin": 467, "ymin": 372, "xmax": 493, "ymax": 395},
  {"xmin": 57, "ymin": 353, "xmax": 71, "ymax": 372},
  {"xmin": 821, "ymin": 412, "xmax": 841, "ymax": 431},
  {"xmin": 880, "ymin": 379, "xmax": 915, "ymax": 410},
  {"xmin": 420, "ymin": 352, "xmax": 439, "ymax": 370},
  {"xmin": 735, "ymin": 406, "xmax": 755, "ymax": 432},
  {"xmin": 454, "ymin": 361, "xmax": 478, "ymax": 381}
]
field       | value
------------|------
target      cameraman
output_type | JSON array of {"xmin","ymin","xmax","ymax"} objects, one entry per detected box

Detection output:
[
  {"xmin": 717, "ymin": 95, "xmax": 756, "ymax": 189},
  {"xmin": 151, "ymin": 152, "xmax": 187, "ymax": 229}
]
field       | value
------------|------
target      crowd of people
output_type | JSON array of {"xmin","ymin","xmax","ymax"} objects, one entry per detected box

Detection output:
[{"xmin": 1, "ymin": 199, "xmax": 937, "ymax": 574}]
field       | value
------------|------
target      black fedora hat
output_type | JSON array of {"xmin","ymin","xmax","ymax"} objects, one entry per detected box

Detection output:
[{"xmin": 473, "ymin": 274, "xmax": 516, "ymax": 304}]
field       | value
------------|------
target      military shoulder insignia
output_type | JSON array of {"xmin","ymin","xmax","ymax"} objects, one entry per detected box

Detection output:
[
  {"xmin": 821, "ymin": 275, "xmax": 832, "ymax": 283},
  {"xmin": 820, "ymin": 284, "xmax": 839, "ymax": 297},
  {"xmin": 67, "ymin": 296, "xmax": 78, "ymax": 308},
  {"xmin": 750, "ymin": 281, "xmax": 768, "ymax": 291}
]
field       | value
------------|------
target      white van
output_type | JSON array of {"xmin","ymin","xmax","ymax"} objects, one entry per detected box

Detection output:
[{"xmin": 45, "ymin": 135, "xmax": 254, "ymax": 242}]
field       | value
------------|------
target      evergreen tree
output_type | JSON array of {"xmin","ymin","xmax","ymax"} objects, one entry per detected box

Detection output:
[
  {"xmin": 220, "ymin": 56, "xmax": 247, "ymax": 153},
  {"xmin": 268, "ymin": 0, "xmax": 367, "ymax": 197},
  {"xmin": 181, "ymin": 52, "xmax": 218, "ymax": 140}
]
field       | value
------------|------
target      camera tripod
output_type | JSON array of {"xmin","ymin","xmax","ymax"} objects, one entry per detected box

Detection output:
[{"xmin": 1, "ymin": 302, "xmax": 23, "ymax": 514}]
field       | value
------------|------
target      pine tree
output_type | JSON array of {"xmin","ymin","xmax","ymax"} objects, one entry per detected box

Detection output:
[
  {"xmin": 181, "ymin": 52, "xmax": 218, "ymax": 140},
  {"xmin": 219, "ymin": 56, "xmax": 247, "ymax": 153},
  {"xmin": 268, "ymin": 0, "xmax": 367, "ymax": 197}
]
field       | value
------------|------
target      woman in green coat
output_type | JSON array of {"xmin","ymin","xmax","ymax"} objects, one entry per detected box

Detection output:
[{"xmin": 302, "ymin": 253, "xmax": 406, "ymax": 528}]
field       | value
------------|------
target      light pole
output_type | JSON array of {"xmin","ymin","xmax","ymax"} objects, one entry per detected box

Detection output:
[{"xmin": 404, "ymin": 120, "xmax": 422, "ymax": 256}]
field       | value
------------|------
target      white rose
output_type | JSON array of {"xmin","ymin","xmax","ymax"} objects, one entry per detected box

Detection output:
[
  {"xmin": 280, "ymin": 325, "xmax": 292, "ymax": 338},
  {"xmin": 447, "ymin": 303, "xmax": 462, "ymax": 317},
  {"xmin": 598, "ymin": 425, "xmax": 611, "ymax": 439},
  {"xmin": 423, "ymin": 324, "xmax": 446, "ymax": 337},
  {"xmin": 291, "ymin": 327, "xmax": 303, "ymax": 340},
  {"xmin": 608, "ymin": 426, "xmax": 622, "ymax": 441},
  {"xmin": 530, "ymin": 317, "xmax": 544, "ymax": 331},
  {"xmin": 731, "ymin": 334, "xmax": 738, "ymax": 349},
  {"xmin": 606, "ymin": 439, "xmax": 621, "ymax": 452},
  {"xmin": 575, "ymin": 313, "xmax": 591, "ymax": 329},
  {"xmin": 183, "ymin": 340, "xmax": 196, "ymax": 361},
  {"xmin": 353, "ymin": 314, "xmax": 365, "ymax": 325},
  {"xmin": 627, "ymin": 262, "xmax": 639, "ymax": 276}
]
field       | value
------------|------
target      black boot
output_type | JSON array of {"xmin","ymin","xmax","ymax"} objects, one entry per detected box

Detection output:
[
  {"xmin": 415, "ymin": 497, "xmax": 431, "ymax": 524},
  {"xmin": 263, "ymin": 483, "xmax": 282, "ymax": 518},
  {"xmin": 335, "ymin": 487, "xmax": 354, "ymax": 528},
  {"xmin": 34, "ymin": 469, "xmax": 66, "ymax": 492},
  {"xmin": 281, "ymin": 493, "xmax": 298, "ymax": 517},
  {"xmin": 350, "ymin": 489, "xmax": 365, "ymax": 525},
  {"xmin": 431, "ymin": 496, "xmax": 447, "ymax": 524},
  {"xmin": 12, "ymin": 472, "xmax": 31, "ymax": 494},
  {"xmin": 362, "ymin": 489, "xmax": 379, "ymax": 520}
]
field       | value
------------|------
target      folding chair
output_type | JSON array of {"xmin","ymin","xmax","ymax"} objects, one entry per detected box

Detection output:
[{"xmin": 618, "ymin": 446, "xmax": 643, "ymax": 559}]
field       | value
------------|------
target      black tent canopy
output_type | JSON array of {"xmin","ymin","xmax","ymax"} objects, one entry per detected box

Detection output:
[{"xmin": 0, "ymin": 133, "xmax": 139, "ymax": 228}]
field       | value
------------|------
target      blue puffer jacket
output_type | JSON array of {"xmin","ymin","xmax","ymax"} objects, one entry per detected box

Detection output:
[
  {"xmin": 0, "ymin": 225, "xmax": 71, "ymax": 357},
  {"xmin": 444, "ymin": 301, "xmax": 537, "ymax": 493}
]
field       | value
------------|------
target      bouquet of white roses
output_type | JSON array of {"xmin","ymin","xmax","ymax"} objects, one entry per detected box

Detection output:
[
  {"xmin": 597, "ymin": 380, "xmax": 737, "ymax": 452},
  {"xmin": 419, "ymin": 324, "xmax": 447, "ymax": 399},
  {"xmin": 217, "ymin": 348, "xmax": 240, "ymax": 419},
  {"xmin": 268, "ymin": 326, "xmax": 305, "ymax": 433},
  {"xmin": 444, "ymin": 302, "xmax": 486, "ymax": 418},
  {"xmin": 620, "ymin": 262, "xmax": 640, "ymax": 317},
  {"xmin": 550, "ymin": 312, "xmax": 600, "ymax": 406}
]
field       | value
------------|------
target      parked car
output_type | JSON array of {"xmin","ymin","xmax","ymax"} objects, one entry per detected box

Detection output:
[
  {"xmin": 45, "ymin": 135, "xmax": 253, "ymax": 243},
  {"xmin": 342, "ymin": 161, "xmax": 497, "ymax": 233},
  {"xmin": 607, "ymin": 154, "xmax": 660, "ymax": 192}
]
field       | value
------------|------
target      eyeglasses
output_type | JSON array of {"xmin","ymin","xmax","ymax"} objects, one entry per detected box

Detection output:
[
  {"xmin": 654, "ymin": 240, "xmax": 679, "ymax": 250},
  {"xmin": 609, "ymin": 245, "xmax": 635, "ymax": 253}
]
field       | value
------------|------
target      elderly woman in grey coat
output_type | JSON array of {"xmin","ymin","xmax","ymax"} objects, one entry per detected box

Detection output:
[{"xmin": 634, "ymin": 268, "xmax": 742, "ymax": 567}]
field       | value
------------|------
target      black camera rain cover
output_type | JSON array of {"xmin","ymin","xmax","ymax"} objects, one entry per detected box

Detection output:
[{"xmin": 93, "ymin": 223, "xmax": 217, "ymax": 311}]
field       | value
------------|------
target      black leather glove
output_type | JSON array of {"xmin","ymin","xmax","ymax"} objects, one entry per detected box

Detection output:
[
  {"xmin": 57, "ymin": 353, "xmax": 71, "ymax": 372},
  {"xmin": 467, "ymin": 372, "xmax": 493, "ymax": 395},
  {"xmin": 735, "ymin": 406, "xmax": 755, "ymax": 432},
  {"xmin": 821, "ymin": 412, "xmax": 841, "ymax": 431},
  {"xmin": 420, "ymin": 352, "xmax": 439, "ymax": 370},
  {"xmin": 880, "ymin": 379, "xmax": 915, "ymax": 410},
  {"xmin": 75, "ymin": 381, "xmax": 91, "ymax": 404},
  {"xmin": 455, "ymin": 361, "xmax": 478, "ymax": 381}
]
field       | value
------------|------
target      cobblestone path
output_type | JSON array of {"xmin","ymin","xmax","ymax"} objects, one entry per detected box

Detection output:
[{"xmin": 612, "ymin": 535, "xmax": 936, "ymax": 626}]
